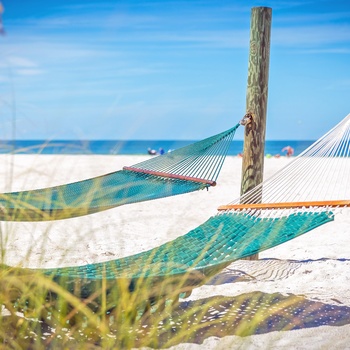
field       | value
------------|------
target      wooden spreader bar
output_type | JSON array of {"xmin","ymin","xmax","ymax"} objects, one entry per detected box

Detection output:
[
  {"xmin": 218, "ymin": 200, "xmax": 350, "ymax": 211},
  {"xmin": 123, "ymin": 166, "xmax": 216, "ymax": 186}
]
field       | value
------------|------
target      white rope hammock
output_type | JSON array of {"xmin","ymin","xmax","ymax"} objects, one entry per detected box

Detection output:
[{"xmin": 218, "ymin": 113, "xmax": 350, "ymax": 218}]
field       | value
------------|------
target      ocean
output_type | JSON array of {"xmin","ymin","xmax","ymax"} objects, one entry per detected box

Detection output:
[{"xmin": 0, "ymin": 140, "xmax": 314, "ymax": 157}]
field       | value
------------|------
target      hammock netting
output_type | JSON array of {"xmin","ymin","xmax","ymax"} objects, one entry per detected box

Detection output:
[
  {"xmin": 39, "ymin": 112, "xmax": 350, "ymax": 290},
  {"xmin": 2, "ymin": 113, "xmax": 350, "ymax": 302},
  {"xmin": 40, "ymin": 211, "xmax": 333, "ymax": 289},
  {"xmin": 5, "ymin": 210, "xmax": 332, "ymax": 303},
  {"xmin": 0, "ymin": 123, "xmax": 239, "ymax": 221}
]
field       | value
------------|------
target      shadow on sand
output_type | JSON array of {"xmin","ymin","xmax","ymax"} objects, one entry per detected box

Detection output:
[
  {"xmin": 138, "ymin": 290, "xmax": 350, "ymax": 348},
  {"xmin": 135, "ymin": 258, "xmax": 350, "ymax": 348}
]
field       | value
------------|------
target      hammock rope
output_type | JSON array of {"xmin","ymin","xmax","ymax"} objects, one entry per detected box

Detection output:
[
  {"xmin": 126, "ymin": 124, "xmax": 236, "ymax": 181},
  {"xmin": 45, "ymin": 112, "xmax": 348, "ymax": 286},
  {"xmin": 220, "ymin": 113, "xmax": 350, "ymax": 219},
  {"xmin": 0, "ymin": 123, "xmax": 240, "ymax": 222},
  {"xmin": 2, "ymin": 113, "xmax": 350, "ymax": 308}
]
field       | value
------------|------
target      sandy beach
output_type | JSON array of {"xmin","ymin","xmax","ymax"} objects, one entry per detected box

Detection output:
[{"xmin": 1, "ymin": 154, "xmax": 350, "ymax": 349}]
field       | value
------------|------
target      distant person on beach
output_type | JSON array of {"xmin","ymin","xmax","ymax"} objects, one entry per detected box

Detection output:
[
  {"xmin": 159, "ymin": 148, "xmax": 165, "ymax": 155},
  {"xmin": 282, "ymin": 146, "xmax": 294, "ymax": 157},
  {"xmin": 147, "ymin": 148, "xmax": 157, "ymax": 155}
]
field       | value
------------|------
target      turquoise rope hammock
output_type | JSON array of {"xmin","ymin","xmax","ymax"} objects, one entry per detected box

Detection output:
[
  {"xmin": 6, "ymin": 210, "xmax": 332, "ymax": 301},
  {"xmin": 0, "ymin": 123, "xmax": 240, "ymax": 221}
]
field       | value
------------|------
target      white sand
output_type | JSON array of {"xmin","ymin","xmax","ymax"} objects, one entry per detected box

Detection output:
[{"xmin": 1, "ymin": 154, "xmax": 350, "ymax": 349}]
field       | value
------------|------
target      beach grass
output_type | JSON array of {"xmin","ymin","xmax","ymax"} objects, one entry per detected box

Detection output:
[
  {"xmin": 0, "ymin": 265, "xmax": 306, "ymax": 349},
  {"xmin": 0, "ymin": 177, "xmax": 280, "ymax": 350},
  {"xmin": 0, "ymin": 152, "xmax": 223, "ymax": 349},
  {"xmin": 1, "ymin": 153, "xmax": 350, "ymax": 349}
]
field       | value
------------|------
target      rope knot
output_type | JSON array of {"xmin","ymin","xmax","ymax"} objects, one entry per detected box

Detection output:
[{"xmin": 240, "ymin": 113, "xmax": 253, "ymax": 126}]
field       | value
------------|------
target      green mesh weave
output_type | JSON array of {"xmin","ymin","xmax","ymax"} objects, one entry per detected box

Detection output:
[
  {"xmin": 41, "ymin": 211, "xmax": 333, "ymax": 284},
  {"xmin": 0, "ymin": 124, "xmax": 239, "ymax": 221}
]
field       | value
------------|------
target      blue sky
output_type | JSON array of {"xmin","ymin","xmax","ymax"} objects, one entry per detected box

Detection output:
[{"xmin": 0, "ymin": 0, "xmax": 349, "ymax": 140}]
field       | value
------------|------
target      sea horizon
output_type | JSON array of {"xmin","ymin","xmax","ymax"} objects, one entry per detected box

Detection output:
[{"xmin": 0, "ymin": 139, "xmax": 315, "ymax": 157}]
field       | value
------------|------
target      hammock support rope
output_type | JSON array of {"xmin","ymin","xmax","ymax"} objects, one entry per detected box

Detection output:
[
  {"xmin": 227, "ymin": 113, "xmax": 350, "ymax": 214},
  {"xmin": 0, "ymin": 123, "xmax": 240, "ymax": 221}
]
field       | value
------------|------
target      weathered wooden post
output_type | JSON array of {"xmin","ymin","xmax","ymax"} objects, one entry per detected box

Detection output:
[{"xmin": 241, "ymin": 7, "xmax": 272, "ymax": 260}]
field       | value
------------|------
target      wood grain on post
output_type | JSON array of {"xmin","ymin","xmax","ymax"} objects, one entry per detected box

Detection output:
[{"xmin": 241, "ymin": 7, "xmax": 272, "ymax": 260}]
